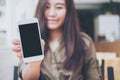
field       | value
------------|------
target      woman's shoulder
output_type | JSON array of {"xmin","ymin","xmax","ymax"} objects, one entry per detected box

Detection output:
[{"xmin": 80, "ymin": 32, "xmax": 93, "ymax": 47}]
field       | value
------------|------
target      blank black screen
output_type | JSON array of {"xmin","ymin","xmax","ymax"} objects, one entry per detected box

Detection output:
[{"xmin": 19, "ymin": 23, "xmax": 42, "ymax": 58}]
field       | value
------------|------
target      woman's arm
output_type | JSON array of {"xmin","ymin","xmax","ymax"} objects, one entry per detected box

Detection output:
[
  {"xmin": 82, "ymin": 33, "xmax": 102, "ymax": 80},
  {"xmin": 21, "ymin": 61, "xmax": 41, "ymax": 80},
  {"xmin": 12, "ymin": 40, "xmax": 45, "ymax": 80}
]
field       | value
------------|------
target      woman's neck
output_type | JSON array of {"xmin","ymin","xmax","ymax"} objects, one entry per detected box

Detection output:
[
  {"xmin": 49, "ymin": 29, "xmax": 63, "ymax": 52},
  {"xmin": 49, "ymin": 29, "xmax": 63, "ymax": 42}
]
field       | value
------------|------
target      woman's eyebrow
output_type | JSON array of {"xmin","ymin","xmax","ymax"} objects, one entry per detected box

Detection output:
[
  {"xmin": 55, "ymin": 3, "xmax": 65, "ymax": 6},
  {"xmin": 46, "ymin": 2, "xmax": 50, "ymax": 5},
  {"xmin": 46, "ymin": 2, "xmax": 65, "ymax": 6}
]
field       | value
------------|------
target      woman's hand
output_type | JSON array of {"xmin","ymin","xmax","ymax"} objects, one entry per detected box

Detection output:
[
  {"xmin": 12, "ymin": 39, "xmax": 45, "ymax": 80},
  {"xmin": 12, "ymin": 39, "xmax": 45, "ymax": 60},
  {"xmin": 12, "ymin": 40, "xmax": 23, "ymax": 60}
]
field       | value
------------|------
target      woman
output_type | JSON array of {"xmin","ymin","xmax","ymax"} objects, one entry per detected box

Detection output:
[{"xmin": 12, "ymin": 0, "xmax": 102, "ymax": 80}]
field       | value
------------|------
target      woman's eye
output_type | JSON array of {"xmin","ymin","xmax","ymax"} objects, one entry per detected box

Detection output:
[
  {"xmin": 45, "ymin": 5, "xmax": 50, "ymax": 9},
  {"xmin": 56, "ymin": 6, "xmax": 63, "ymax": 9}
]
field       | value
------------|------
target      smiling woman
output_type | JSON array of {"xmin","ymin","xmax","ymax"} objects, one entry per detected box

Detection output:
[
  {"xmin": 12, "ymin": 0, "xmax": 102, "ymax": 80},
  {"xmin": 45, "ymin": 0, "xmax": 66, "ymax": 31}
]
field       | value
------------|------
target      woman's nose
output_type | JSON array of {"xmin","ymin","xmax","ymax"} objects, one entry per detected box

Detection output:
[{"xmin": 48, "ymin": 8, "xmax": 56, "ymax": 16}]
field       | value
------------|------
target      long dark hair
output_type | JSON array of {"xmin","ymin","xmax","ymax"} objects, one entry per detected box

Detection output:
[{"xmin": 35, "ymin": 0, "xmax": 87, "ymax": 70}]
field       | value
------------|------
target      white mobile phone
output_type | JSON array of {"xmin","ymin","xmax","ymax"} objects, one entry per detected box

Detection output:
[{"xmin": 18, "ymin": 18, "xmax": 44, "ymax": 63}]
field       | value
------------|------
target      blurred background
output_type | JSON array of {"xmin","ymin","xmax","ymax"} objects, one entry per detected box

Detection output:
[{"xmin": 0, "ymin": 0, "xmax": 120, "ymax": 80}]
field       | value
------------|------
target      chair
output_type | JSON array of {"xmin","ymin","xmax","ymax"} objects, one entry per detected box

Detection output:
[
  {"xmin": 14, "ymin": 66, "xmax": 19, "ymax": 80},
  {"xmin": 104, "ymin": 58, "xmax": 120, "ymax": 80},
  {"xmin": 96, "ymin": 52, "xmax": 117, "ymax": 80}
]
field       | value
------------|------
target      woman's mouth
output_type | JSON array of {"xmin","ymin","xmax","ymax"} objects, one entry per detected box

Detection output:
[{"xmin": 47, "ymin": 19, "xmax": 57, "ymax": 24}]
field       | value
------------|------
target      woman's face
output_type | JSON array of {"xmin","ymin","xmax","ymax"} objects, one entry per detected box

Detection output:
[{"xmin": 45, "ymin": 0, "xmax": 66, "ymax": 31}]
